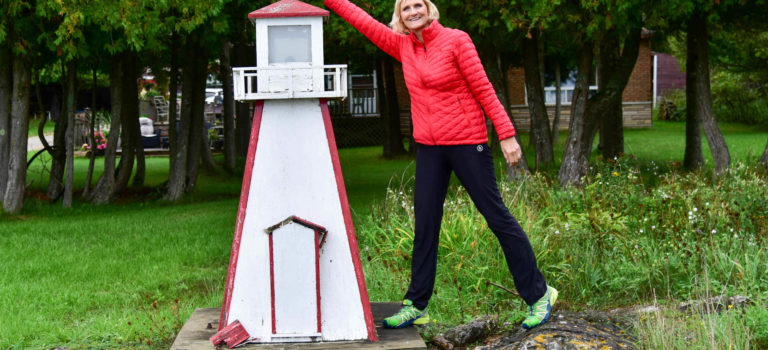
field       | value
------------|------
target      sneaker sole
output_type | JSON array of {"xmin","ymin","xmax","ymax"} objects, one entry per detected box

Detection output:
[{"xmin": 382, "ymin": 312, "xmax": 428, "ymax": 329}]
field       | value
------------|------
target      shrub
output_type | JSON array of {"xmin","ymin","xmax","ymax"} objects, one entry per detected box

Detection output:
[
  {"xmin": 711, "ymin": 70, "xmax": 768, "ymax": 125},
  {"xmin": 658, "ymin": 89, "xmax": 686, "ymax": 122}
]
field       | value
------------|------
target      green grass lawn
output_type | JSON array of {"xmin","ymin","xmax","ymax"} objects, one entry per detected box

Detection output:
[
  {"xmin": 27, "ymin": 117, "xmax": 56, "ymax": 137},
  {"xmin": 1, "ymin": 121, "xmax": 767, "ymax": 349}
]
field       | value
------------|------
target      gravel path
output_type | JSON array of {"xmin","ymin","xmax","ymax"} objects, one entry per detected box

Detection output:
[{"xmin": 28, "ymin": 134, "xmax": 53, "ymax": 151}]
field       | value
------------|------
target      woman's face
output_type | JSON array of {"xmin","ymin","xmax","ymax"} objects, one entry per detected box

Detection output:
[{"xmin": 399, "ymin": 0, "xmax": 429, "ymax": 33}]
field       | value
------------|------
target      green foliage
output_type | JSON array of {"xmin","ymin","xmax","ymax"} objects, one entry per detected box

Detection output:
[
  {"xmin": 711, "ymin": 70, "xmax": 768, "ymax": 125},
  {"xmin": 357, "ymin": 158, "xmax": 768, "ymax": 328},
  {"xmin": 745, "ymin": 304, "xmax": 768, "ymax": 349},
  {"xmin": 658, "ymin": 89, "xmax": 687, "ymax": 122},
  {"xmin": 635, "ymin": 303, "xmax": 759, "ymax": 350}
]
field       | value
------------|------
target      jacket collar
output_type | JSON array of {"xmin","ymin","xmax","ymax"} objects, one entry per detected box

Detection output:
[{"xmin": 409, "ymin": 20, "xmax": 443, "ymax": 45}]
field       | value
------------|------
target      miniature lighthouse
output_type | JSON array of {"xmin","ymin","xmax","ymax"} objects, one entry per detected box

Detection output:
[{"xmin": 217, "ymin": 0, "xmax": 376, "ymax": 345}]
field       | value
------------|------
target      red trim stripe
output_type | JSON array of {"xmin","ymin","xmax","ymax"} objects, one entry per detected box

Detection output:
[
  {"xmin": 319, "ymin": 99, "xmax": 378, "ymax": 341},
  {"xmin": 315, "ymin": 230, "xmax": 322, "ymax": 334},
  {"xmin": 219, "ymin": 101, "xmax": 265, "ymax": 331},
  {"xmin": 269, "ymin": 234, "xmax": 277, "ymax": 335}
]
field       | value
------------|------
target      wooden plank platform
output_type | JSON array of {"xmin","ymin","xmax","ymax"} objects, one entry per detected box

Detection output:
[{"xmin": 171, "ymin": 303, "xmax": 427, "ymax": 350}]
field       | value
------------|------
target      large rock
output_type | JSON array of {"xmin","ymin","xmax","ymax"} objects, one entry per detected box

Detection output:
[
  {"xmin": 466, "ymin": 311, "xmax": 634, "ymax": 350},
  {"xmin": 435, "ymin": 315, "xmax": 499, "ymax": 348}
]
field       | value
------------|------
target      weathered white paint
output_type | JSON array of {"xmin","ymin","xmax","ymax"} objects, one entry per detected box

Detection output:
[
  {"xmin": 271, "ymin": 222, "xmax": 320, "ymax": 337},
  {"xmin": 227, "ymin": 99, "xmax": 369, "ymax": 342}
]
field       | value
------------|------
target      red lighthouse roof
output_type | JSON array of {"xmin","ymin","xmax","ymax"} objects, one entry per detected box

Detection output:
[{"xmin": 248, "ymin": 0, "xmax": 329, "ymax": 19}]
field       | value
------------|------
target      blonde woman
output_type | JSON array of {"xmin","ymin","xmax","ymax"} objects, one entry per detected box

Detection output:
[{"xmin": 324, "ymin": 0, "xmax": 558, "ymax": 329}]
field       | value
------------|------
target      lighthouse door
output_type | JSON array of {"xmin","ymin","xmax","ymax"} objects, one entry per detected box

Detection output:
[{"xmin": 269, "ymin": 220, "xmax": 322, "ymax": 340}]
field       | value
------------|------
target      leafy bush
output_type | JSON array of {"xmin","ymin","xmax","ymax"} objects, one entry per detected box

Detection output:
[
  {"xmin": 656, "ymin": 71, "xmax": 768, "ymax": 125},
  {"xmin": 711, "ymin": 70, "xmax": 768, "ymax": 125},
  {"xmin": 658, "ymin": 89, "xmax": 686, "ymax": 122}
]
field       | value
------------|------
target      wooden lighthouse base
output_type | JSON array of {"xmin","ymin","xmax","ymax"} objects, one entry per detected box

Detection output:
[{"xmin": 171, "ymin": 303, "xmax": 427, "ymax": 350}]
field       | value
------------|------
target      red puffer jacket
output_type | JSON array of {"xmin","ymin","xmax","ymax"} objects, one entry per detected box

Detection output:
[{"xmin": 325, "ymin": 0, "xmax": 516, "ymax": 145}]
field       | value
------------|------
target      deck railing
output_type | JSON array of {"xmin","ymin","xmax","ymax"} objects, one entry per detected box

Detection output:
[{"xmin": 233, "ymin": 65, "xmax": 347, "ymax": 100}]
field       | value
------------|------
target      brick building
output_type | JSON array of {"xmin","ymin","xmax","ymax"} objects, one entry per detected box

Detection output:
[{"xmin": 507, "ymin": 32, "xmax": 654, "ymax": 132}]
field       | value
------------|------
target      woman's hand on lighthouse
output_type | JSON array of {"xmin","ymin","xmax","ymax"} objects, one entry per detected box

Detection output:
[{"xmin": 500, "ymin": 137, "xmax": 522, "ymax": 167}]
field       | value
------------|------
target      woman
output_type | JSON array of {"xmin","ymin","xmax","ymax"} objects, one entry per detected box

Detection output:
[{"xmin": 324, "ymin": 0, "xmax": 558, "ymax": 329}]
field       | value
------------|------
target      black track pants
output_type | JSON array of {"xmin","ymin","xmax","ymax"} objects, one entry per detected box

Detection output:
[{"xmin": 403, "ymin": 143, "xmax": 547, "ymax": 309}]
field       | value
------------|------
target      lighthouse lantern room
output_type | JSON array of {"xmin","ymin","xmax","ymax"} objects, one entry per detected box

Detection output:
[{"xmin": 232, "ymin": 0, "xmax": 347, "ymax": 100}]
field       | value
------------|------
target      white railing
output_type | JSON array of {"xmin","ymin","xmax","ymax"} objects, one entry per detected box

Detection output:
[{"xmin": 233, "ymin": 65, "xmax": 348, "ymax": 101}]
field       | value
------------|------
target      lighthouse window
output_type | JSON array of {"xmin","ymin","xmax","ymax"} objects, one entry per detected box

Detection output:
[{"xmin": 268, "ymin": 25, "xmax": 312, "ymax": 64}]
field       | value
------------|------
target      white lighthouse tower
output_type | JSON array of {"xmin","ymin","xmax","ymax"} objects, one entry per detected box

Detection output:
[{"xmin": 216, "ymin": 0, "xmax": 377, "ymax": 345}]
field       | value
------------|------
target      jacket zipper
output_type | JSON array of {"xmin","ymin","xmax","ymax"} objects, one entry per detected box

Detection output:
[{"xmin": 420, "ymin": 42, "xmax": 436, "ymax": 145}]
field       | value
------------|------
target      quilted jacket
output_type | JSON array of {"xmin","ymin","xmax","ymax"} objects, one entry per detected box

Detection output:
[{"xmin": 325, "ymin": 0, "xmax": 516, "ymax": 145}]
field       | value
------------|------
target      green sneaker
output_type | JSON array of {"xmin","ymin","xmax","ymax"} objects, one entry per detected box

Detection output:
[
  {"xmin": 383, "ymin": 300, "xmax": 430, "ymax": 329},
  {"xmin": 522, "ymin": 285, "xmax": 558, "ymax": 329}
]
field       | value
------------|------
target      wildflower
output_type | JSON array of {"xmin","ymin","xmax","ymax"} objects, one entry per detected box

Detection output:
[
  {"xmin": 688, "ymin": 211, "xmax": 693, "ymax": 216},
  {"xmin": 711, "ymin": 229, "xmax": 716, "ymax": 234},
  {"xmin": 612, "ymin": 171, "xmax": 619, "ymax": 177},
  {"xmin": 564, "ymin": 223, "xmax": 569, "ymax": 229},
  {"xmin": 693, "ymin": 207, "xmax": 698, "ymax": 212},
  {"xmin": 554, "ymin": 230, "xmax": 560, "ymax": 235},
  {"xmin": 639, "ymin": 229, "xmax": 643, "ymax": 233},
  {"xmin": 652, "ymin": 225, "xmax": 656, "ymax": 230}
]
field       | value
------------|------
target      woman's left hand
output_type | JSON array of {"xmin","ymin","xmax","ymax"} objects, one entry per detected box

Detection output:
[{"xmin": 500, "ymin": 137, "xmax": 522, "ymax": 167}]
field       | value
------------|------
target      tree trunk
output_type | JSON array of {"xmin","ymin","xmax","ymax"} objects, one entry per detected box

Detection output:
[
  {"xmin": 132, "ymin": 112, "xmax": 146, "ymax": 186},
  {"xmin": 479, "ymin": 45, "xmax": 530, "ymax": 179},
  {"xmin": 167, "ymin": 31, "xmax": 180, "ymax": 192},
  {"xmin": 187, "ymin": 48, "xmax": 208, "ymax": 190},
  {"xmin": 84, "ymin": 68, "xmax": 98, "ymax": 198},
  {"xmin": 558, "ymin": 43, "xmax": 595, "ymax": 186},
  {"xmin": 114, "ymin": 53, "xmax": 139, "ymax": 193},
  {"xmin": 63, "ymin": 59, "xmax": 77, "ymax": 208},
  {"xmin": 687, "ymin": 10, "xmax": 730, "ymax": 175},
  {"xmin": 235, "ymin": 102, "xmax": 250, "ymax": 158},
  {"xmin": 47, "ymin": 62, "xmax": 68, "ymax": 200},
  {"xmin": 597, "ymin": 31, "xmax": 627, "ymax": 160},
  {"xmin": 166, "ymin": 35, "xmax": 206, "ymax": 200},
  {"xmin": 221, "ymin": 41, "xmax": 237, "ymax": 172},
  {"xmin": 0, "ymin": 47, "xmax": 11, "ymax": 201},
  {"xmin": 91, "ymin": 54, "xmax": 124, "ymax": 204},
  {"xmin": 200, "ymin": 122, "xmax": 217, "ymax": 172},
  {"xmin": 199, "ymin": 45, "xmax": 217, "ymax": 174},
  {"xmin": 761, "ymin": 137, "xmax": 768, "ymax": 169},
  {"xmin": 522, "ymin": 28, "xmax": 554, "ymax": 169},
  {"xmin": 165, "ymin": 44, "xmax": 192, "ymax": 201},
  {"xmin": 234, "ymin": 41, "xmax": 252, "ymax": 159},
  {"xmin": 3, "ymin": 58, "xmax": 30, "ymax": 214},
  {"xmin": 552, "ymin": 64, "xmax": 561, "ymax": 145},
  {"xmin": 380, "ymin": 56, "xmax": 406, "ymax": 158}
]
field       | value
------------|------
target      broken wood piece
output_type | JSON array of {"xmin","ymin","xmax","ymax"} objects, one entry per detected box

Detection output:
[{"xmin": 210, "ymin": 320, "xmax": 251, "ymax": 348}]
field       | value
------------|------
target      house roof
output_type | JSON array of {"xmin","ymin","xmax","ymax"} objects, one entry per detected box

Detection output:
[{"xmin": 249, "ymin": 0, "xmax": 329, "ymax": 19}]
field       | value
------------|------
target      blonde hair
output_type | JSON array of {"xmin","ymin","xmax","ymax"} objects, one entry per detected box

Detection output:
[{"xmin": 388, "ymin": 0, "xmax": 440, "ymax": 34}]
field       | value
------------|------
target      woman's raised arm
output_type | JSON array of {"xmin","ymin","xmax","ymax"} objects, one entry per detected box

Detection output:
[{"xmin": 325, "ymin": 0, "xmax": 403, "ymax": 61}]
